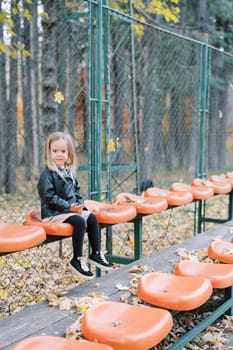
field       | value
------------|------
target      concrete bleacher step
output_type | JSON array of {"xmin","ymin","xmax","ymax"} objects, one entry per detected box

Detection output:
[{"xmin": 1, "ymin": 220, "xmax": 233, "ymax": 350}]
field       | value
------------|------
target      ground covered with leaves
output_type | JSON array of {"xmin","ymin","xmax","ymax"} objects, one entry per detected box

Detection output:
[{"xmin": 0, "ymin": 187, "xmax": 233, "ymax": 349}]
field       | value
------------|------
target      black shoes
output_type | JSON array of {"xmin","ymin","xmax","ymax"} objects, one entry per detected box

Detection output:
[
  {"xmin": 89, "ymin": 251, "xmax": 113, "ymax": 271},
  {"xmin": 70, "ymin": 257, "xmax": 94, "ymax": 280},
  {"xmin": 70, "ymin": 252, "xmax": 113, "ymax": 280}
]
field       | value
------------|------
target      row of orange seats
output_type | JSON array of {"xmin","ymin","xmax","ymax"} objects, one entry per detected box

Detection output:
[
  {"xmin": 113, "ymin": 171, "xmax": 233, "ymax": 213},
  {"xmin": 9, "ymin": 237, "xmax": 233, "ymax": 350},
  {"xmin": 1, "ymin": 172, "xmax": 233, "ymax": 254}
]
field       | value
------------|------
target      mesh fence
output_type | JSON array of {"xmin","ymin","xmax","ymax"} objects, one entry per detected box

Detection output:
[
  {"xmin": 0, "ymin": 1, "xmax": 233, "ymax": 245},
  {"xmin": 207, "ymin": 48, "xmax": 233, "ymax": 174},
  {"xmin": 134, "ymin": 28, "xmax": 201, "ymax": 187}
]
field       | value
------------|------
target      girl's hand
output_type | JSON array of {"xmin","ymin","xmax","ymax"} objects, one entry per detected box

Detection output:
[{"xmin": 70, "ymin": 203, "xmax": 85, "ymax": 213}]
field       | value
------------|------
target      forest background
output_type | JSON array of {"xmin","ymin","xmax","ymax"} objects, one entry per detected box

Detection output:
[{"xmin": 0, "ymin": 0, "xmax": 233, "ymax": 203}]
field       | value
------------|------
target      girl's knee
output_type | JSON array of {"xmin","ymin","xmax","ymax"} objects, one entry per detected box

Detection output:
[
  {"xmin": 87, "ymin": 212, "xmax": 98, "ymax": 225},
  {"xmin": 66, "ymin": 214, "xmax": 86, "ymax": 229}
]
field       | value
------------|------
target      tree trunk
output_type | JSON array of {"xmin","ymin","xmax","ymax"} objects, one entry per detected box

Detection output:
[
  {"xmin": 56, "ymin": 0, "xmax": 66, "ymax": 131},
  {"xmin": 41, "ymin": 0, "xmax": 59, "ymax": 137},
  {"xmin": 137, "ymin": 29, "xmax": 165, "ymax": 182},
  {"xmin": 168, "ymin": 88, "xmax": 178, "ymax": 170},
  {"xmin": 208, "ymin": 86, "xmax": 219, "ymax": 170},
  {"xmin": 198, "ymin": 0, "xmax": 208, "ymax": 33},
  {"xmin": 0, "ymin": 0, "xmax": 7, "ymax": 193},
  {"xmin": 5, "ymin": 0, "xmax": 20, "ymax": 193},
  {"xmin": 187, "ymin": 47, "xmax": 199, "ymax": 173},
  {"xmin": 111, "ymin": 27, "xmax": 128, "ymax": 167},
  {"xmin": 30, "ymin": 0, "xmax": 41, "ymax": 175},
  {"xmin": 65, "ymin": 21, "xmax": 80, "ymax": 136},
  {"xmin": 218, "ymin": 70, "xmax": 228, "ymax": 169},
  {"xmin": 22, "ymin": 0, "xmax": 32, "ymax": 180}
]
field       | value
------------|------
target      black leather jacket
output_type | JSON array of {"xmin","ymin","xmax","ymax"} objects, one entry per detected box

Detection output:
[{"xmin": 37, "ymin": 166, "xmax": 84, "ymax": 219}]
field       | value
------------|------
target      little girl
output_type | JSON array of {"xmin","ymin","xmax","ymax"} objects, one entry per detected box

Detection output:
[{"xmin": 37, "ymin": 131, "xmax": 113, "ymax": 280}]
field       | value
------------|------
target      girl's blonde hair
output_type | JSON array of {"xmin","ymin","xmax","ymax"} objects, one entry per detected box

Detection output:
[{"xmin": 44, "ymin": 131, "xmax": 77, "ymax": 172}]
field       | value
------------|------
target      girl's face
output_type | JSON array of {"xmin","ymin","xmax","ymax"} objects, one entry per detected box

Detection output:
[{"xmin": 50, "ymin": 139, "xmax": 69, "ymax": 168}]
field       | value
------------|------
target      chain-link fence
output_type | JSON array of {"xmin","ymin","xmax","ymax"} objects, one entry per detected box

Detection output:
[{"xmin": 0, "ymin": 1, "xmax": 233, "ymax": 236}]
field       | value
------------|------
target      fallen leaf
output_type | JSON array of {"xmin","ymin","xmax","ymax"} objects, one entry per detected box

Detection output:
[{"xmin": 115, "ymin": 283, "xmax": 129, "ymax": 291}]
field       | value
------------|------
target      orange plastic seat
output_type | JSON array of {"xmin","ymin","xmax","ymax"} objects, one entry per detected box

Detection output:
[
  {"xmin": 144, "ymin": 187, "xmax": 193, "ymax": 206},
  {"xmin": 113, "ymin": 192, "xmax": 168, "ymax": 214},
  {"xmin": 175, "ymin": 260, "xmax": 233, "ymax": 289},
  {"xmin": 226, "ymin": 172, "xmax": 233, "ymax": 179},
  {"xmin": 192, "ymin": 178, "xmax": 232, "ymax": 194},
  {"xmin": 209, "ymin": 174, "xmax": 233, "ymax": 189},
  {"xmin": 81, "ymin": 301, "xmax": 173, "ymax": 350},
  {"xmin": 84, "ymin": 200, "xmax": 137, "ymax": 224},
  {"xmin": 0, "ymin": 222, "xmax": 46, "ymax": 253},
  {"xmin": 170, "ymin": 182, "xmax": 214, "ymax": 200},
  {"xmin": 136, "ymin": 272, "xmax": 212, "ymax": 311},
  {"xmin": 25, "ymin": 210, "xmax": 73, "ymax": 236},
  {"xmin": 10, "ymin": 336, "xmax": 113, "ymax": 350},
  {"xmin": 208, "ymin": 240, "xmax": 233, "ymax": 264}
]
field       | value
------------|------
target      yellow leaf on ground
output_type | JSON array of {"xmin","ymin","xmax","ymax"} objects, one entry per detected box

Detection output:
[{"xmin": 0, "ymin": 289, "xmax": 9, "ymax": 299}]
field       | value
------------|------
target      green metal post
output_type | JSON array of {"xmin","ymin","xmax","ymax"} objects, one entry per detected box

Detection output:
[
  {"xmin": 225, "ymin": 286, "xmax": 233, "ymax": 316},
  {"xmin": 228, "ymin": 192, "xmax": 233, "ymax": 220},
  {"xmin": 103, "ymin": 0, "xmax": 111, "ymax": 202},
  {"xmin": 103, "ymin": 0, "xmax": 113, "ymax": 254},
  {"xmin": 199, "ymin": 34, "xmax": 209, "ymax": 180},
  {"xmin": 196, "ymin": 34, "xmax": 209, "ymax": 234},
  {"xmin": 95, "ymin": 0, "xmax": 103, "ymax": 201},
  {"xmin": 129, "ymin": 0, "xmax": 140, "ymax": 194},
  {"xmin": 88, "ymin": 0, "xmax": 103, "ymax": 201},
  {"xmin": 133, "ymin": 216, "xmax": 143, "ymax": 259},
  {"xmin": 88, "ymin": 1, "xmax": 95, "ymax": 197}
]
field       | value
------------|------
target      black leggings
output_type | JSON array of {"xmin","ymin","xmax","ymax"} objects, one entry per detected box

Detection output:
[{"xmin": 64, "ymin": 213, "xmax": 101, "ymax": 259}]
